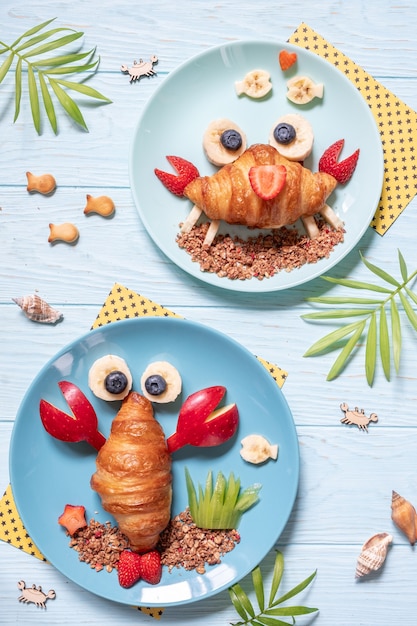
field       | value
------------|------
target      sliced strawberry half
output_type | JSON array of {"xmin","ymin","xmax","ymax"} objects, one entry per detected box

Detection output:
[
  {"xmin": 154, "ymin": 155, "xmax": 200, "ymax": 196},
  {"xmin": 318, "ymin": 139, "xmax": 360, "ymax": 184},
  {"xmin": 279, "ymin": 49, "xmax": 297, "ymax": 71},
  {"xmin": 248, "ymin": 164, "xmax": 287, "ymax": 200},
  {"xmin": 118, "ymin": 550, "xmax": 143, "ymax": 588}
]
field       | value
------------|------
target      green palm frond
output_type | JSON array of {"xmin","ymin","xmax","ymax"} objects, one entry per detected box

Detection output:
[
  {"xmin": 0, "ymin": 18, "xmax": 111, "ymax": 134},
  {"xmin": 302, "ymin": 250, "xmax": 417, "ymax": 385},
  {"xmin": 229, "ymin": 550, "xmax": 318, "ymax": 626}
]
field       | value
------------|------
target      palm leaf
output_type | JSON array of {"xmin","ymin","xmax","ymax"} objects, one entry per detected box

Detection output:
[
  {"xmin": 379, "ymin": 305, "xmax": 391, "ymax": 381},
  {"xmin": 359, "ymin": 251, "xmax": 401, "ymax": 287},
  {"xmin": 0, "ymin": 18, "xmax": 110, "ymax": 133},
  {"xmin": 303, "ymin": 251, "xmax": 417, "ymax": 384},
  {"xmin": 48, "ymin": 77, "xmax": 87, "ymax": 130},
  {"xmin": 391, "ymin": 298, "xmax": 402, "ymax": 373},
  {"xmin": 365, "ymin": 312, "xmax": 377, "ymax": 386},
  {"xmin": 27, "ymin": 64, "xmax": 40, "ymax": 133},
  {"xmin": 0, "ymin": 51, "xmax": 14, "ymax": 83},
  {"xmin": 229, "ymin": 550, "xmax": 318, "ymax": 626},
  {"xmin": 321, "ymin": 276, "xmax": 392, "ymax": 293},
  {"xmin": 326, "ymin": 320, "xmax": 366, "ymax": 381},
  {"xmin": 13, "ymin": 56, "xmax": 22, "ymax": 122},
  {"xmin": 10, "ymin": 17, "xmax": 57, "ymax": 48},
  {"xmin": 39, "ymin": 72, "xmax": 57, "ymax": 133},
  {"xmin": 52, "ymin": 77, "xmax": 112, "ymax": 101},
  {"xmin": 15, "ymin": 28, "xmax": 73, "ymax": 54}
]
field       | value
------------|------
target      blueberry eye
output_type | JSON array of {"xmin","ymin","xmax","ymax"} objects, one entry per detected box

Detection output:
[
  {"xmin": 105, "ymin": 371, "xmax": 128, "ymax": 394},
  {"xmin": 144, "ymin": 374, "xmax": 167, "ymax": 396},
  {"xmin": 273, "ymin": 122, "xmax": 296, "ymax": 145},
  {"xmin": 220, "ymin": 129, "xmax": 243, "ymax": 151}
]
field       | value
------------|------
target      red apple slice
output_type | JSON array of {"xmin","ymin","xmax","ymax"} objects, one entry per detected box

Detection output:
[
  {"xmin": 166, "ymin": 386, "xmax": 239, "ymax": 453},
  {"xmin": 39, "ymin": 381, "xmax": 106, "ymax": 451}
]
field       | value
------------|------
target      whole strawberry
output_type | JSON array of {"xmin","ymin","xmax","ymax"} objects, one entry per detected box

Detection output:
[
  {"xmin": 140, "ymin": 550, "xmax": 162, "ymax": 585},
  {"xmin": 117, "ymin": 550, "xmax": 142, "ymax": 588}
]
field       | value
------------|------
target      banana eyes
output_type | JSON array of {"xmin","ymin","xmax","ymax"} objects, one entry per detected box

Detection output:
[
  {"xmin": 140, "ymin": 361, "xmax": 182, "ymax": 403},
  {"xmin": 269, "ymin": 113, "xmax": 314, "ymax": 161},
  {"xmin": 203, "ymin": 118, "xmax": 247, "ymax": 166},
  {"xmin": 88, "ymin": 355, "xmax": 133, "ymax": 401}
]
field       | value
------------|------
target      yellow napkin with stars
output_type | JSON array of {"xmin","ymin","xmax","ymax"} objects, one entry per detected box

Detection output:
[
  {"xmin": 289, "ymin": 22, "xmax": 417, "ymax": 235},
  {"xmin": 0, "ymin": 283, "xmax": 287, "ymax": 619}
]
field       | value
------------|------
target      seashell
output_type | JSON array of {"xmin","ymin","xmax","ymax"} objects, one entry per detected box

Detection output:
[
  {"xmin": 13, "ymin": 295, "xmax": 63, "ymax": 324},
  {"xmin": 391, "ymin": 490, "xmax": 417, "ymax": 545},
  {"xmin": 84, "ymin": 194, "xmax": 115, "ymax": 217},
  {"xmin": 355, "ymin": 532, "xmax": 392, "ymax": 578},
  {"xmin": 26, "ymin": 172, "xmax": 57, "ymax": 195},
  {"xmin": 48, "ymin": 222, "xmax": 79, "ymax": 244}
]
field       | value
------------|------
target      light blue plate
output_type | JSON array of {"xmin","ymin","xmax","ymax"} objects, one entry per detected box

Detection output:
[
  {"xmin": 129, "ymin": 40, "xmax": 383, "ymax": 292},
  {"xmin": 10, "ymin": 317, "xmax": 299, "ymax": 607}
]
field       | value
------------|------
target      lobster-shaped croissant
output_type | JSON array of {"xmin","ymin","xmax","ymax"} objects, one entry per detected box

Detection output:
[
  {"xmin": 183, "ymin": 143, "xmax": 337, "ymax": 230},
  {"xmin": 90, "ymin": 391, "xmax": 172, "ymax": 552}
]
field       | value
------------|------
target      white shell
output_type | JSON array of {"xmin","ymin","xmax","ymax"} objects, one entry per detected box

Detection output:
[
  {"xmin": 355, "ymin": 532, "xmax": 392, "ymax": 578},
  {"xmin": 13, "ymin": 295, "xmax": 63, "ymax": 324}
]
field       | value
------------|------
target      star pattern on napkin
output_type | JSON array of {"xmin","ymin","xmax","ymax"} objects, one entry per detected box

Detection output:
[{"xmin": 289, "ymin": 23, "xmax": 417, "ymax": 235}]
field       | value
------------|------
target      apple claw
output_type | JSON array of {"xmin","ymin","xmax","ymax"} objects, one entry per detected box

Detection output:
[
  {"xmin": 166, "ymin": 386, "xmax": 239, "ymax": 453},
  {"xmin": 39, "ymin": 381, "xmax": 106, "ymax": 451}
]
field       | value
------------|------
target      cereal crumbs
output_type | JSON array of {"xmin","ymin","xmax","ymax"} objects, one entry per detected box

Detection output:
[
  {"xmin": 68, "ymin": 518, "xmax": 130, "ymax": 572},
  {"xmin": 176, "ymin": 219, "xmax": 345, "ymax": 281},
  {"xmin": 158, "ymin": 508, "xmax": 240, "ymax": 575}
]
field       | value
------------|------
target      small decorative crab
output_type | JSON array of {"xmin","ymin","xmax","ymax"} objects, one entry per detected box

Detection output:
[
  {"xmin": 121, "ymin": 55, "xmax": 158, "ymax": 82},
  {"xmin": 340, "ymin": 403, "xmax": 378, "ymax": 432},
  {"xmin": 17, "ymin": 580, "xmax": 56, "ymax": 609}
]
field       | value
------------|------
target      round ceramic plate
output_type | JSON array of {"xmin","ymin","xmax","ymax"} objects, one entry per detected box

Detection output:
[
  {"xmin": 10, "ymin": 317, "xmax": 299, "ymax": 607},
  {"xmin": 129, "ymin": 40, "xmax": 383, "ymax": 292}
]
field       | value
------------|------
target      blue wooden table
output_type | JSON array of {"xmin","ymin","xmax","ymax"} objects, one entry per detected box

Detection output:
[{"xmin": 1, "ymin": 1, "xmax": 417, "ymax": 624}]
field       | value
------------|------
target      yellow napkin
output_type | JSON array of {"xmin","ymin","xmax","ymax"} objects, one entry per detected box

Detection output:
[
  {"xmin": 0, "ymin": 283, "xmax": 287, "ymax": 618},
  {"xmin": 289, "ymin": 23, "xmax": 417, "ymax": 235}
]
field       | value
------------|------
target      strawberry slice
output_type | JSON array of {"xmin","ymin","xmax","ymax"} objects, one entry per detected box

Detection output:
[
  {"xmin": 118, "ymin": 550, "xmax": 143, "ymax": 588},
  {"xmin": 58, "ymin": 504, "xmax": 87, "ymax": 536},
  {"xmin": 318, "ymin": 139, "xmax": 360, "ymax": 184},
  {"xmin": 154, "ymin": 155, "xmax": 200, "ymax": 196},
  {"xmin": 278, "ymin": 49, "xmax": 297, "ymax": 71},
  {"xmin": 248, "ymin": 164, "xmax": 287, "ymax": 200}
]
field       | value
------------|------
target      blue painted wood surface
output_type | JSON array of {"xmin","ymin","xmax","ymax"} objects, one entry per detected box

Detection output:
[{"xmin": 1, "ymin": 1, "xmax": 417, "ymax": 624}]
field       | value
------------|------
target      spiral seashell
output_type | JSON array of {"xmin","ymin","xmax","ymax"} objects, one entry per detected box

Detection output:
[
  {"xmin": 84, "ymin": 194, "xmax": 115, "ymax": 217},
  {"xmin": 355, "ymin": 532, "xmax": 392, "ymax": 578},
  {"xmin": 12, "ymin": 295, "xmax": 63, "ymax": 324},
  {"xmin": 26, "ymin": 172, "xmax": 57, "ymax": 195},
  {"xmin": 391, "ymin": 490, "xmax": 417, "ymax": 545}
]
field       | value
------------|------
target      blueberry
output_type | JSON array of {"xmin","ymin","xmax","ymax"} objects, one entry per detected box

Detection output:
[
  {"xmin": 220, "ymin": 129, "xmax": 243, "ymax": 151},
  {"xmin": 105, "ymin": 371, "xmax": 128, "ymax": 394},
  {"xmin": 144, "ymin": 374, "xmax": 167, "ymax": 396},
  {"xmin": 273, "ymin": 123, "xmax": 296, "ymax": 145}
]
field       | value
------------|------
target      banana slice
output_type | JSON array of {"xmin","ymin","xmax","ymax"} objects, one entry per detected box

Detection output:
[
  {"xmin": 286, "ymin": 75, "xmax": 324, "ymax": 105},
  {"xmin": 88, "ymin": 354, "xmax": 132, "ymax": 401},
  {"xmin": 269, "ymin": 113, "xmax": 314, "ymax": 161},
  {"xmin": 240, "ymin": 434, "xmax": 278, "ymax": 464},
  {"xmin": 235, "ymin": 69, "xmax": 272, "ymax": 99},
  {"xmin": 203, "ymin": 118, "xmax": 247, "ymax": 166},
  {"xmin": 140, "ymin": 360, "xmax": 182, "ymax": 403}
]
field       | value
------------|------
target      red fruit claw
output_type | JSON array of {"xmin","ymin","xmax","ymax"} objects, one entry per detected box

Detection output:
[
  {"xmin": 166, "ymin": 385, "xmax": 239, "ymax": 453},
  {"xmin": 154, "ymin": 155, "xmax": 200, "ymax": 196},
  {"xmin": 39, "ymin": 381, "xmax": 106, "ymax": 451},
  {"xmin": 318, "ymin": 139, "xmax": 360, "ymax": 184}
]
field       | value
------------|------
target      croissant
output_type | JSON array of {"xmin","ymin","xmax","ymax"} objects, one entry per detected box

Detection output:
[
  {"xmin": 90, "ymin": 391, "xmax": 172, "ymax": 552},
  {"xmin": 183, "ymin": 143, "xmax": 337, "ymax": 229}
]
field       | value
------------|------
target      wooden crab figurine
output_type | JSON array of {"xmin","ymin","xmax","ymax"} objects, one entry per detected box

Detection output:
[
  {"xmin": 340, "ymin": 403, "xmax": 378, "ymax": 431},
  {"xmin": 17, "ymin": 581, "xmax": 56, "ymax": 608},
  {"xmin": 154, "ymin": 140, "xmax": 359, "ymax": 245},
  {"xmin": 121, "ymin": 56, "xmax": 158, "ymax": 82}
]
